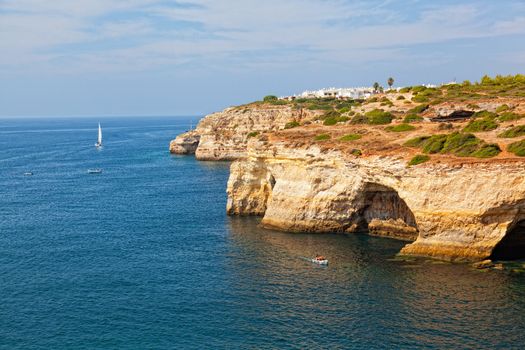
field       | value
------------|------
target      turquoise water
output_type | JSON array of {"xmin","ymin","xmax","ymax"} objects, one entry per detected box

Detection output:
[{"xmin": 1, "ymin": 117, "xmax": 525, "ymax": 349}]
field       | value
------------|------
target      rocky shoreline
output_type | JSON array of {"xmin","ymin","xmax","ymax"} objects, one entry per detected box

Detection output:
[{"xmin": 170, "ymin": 85, "xmax": 525, "ymax": 262}]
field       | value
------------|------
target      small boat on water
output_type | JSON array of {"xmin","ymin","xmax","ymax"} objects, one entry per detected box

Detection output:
[
  {"xmin": 24, "ymin": 172, "xmax": 33, "ymax": 176},
  {"xmin": 311, "ymin": 258, "xmax": 329, "ymax": 265},
  {"xmin": 87, "ymin": 168, "xmax": 103, "ymax": 174},
  {"xmin": 95, "ymin": 123, "xmax": 103, "ymax": 148}
]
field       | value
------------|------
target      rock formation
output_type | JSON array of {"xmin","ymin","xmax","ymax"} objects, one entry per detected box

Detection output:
[
  {"xmin": 226, "ymin": 139, "xmax": 525, "ymax": 261},
  {"xmin": 170, "ymin": 87, "xmax": 525, "ymax": 261},
  {"xmin": 170, "ymin": 105, "xmax": 321, "ymax": 160}
]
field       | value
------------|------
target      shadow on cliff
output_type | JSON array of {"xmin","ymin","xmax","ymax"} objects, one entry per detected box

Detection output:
[
  {"xmin": 350, "ymin": 183, "xmax": 419, "ymax": 242},
  {"xmin": 483, "ymin": 199, "xmax": 525, "ymax": 260},
  {"xmin": 491, "ymin": 219, "xmax": 525, "ymax": 260}
]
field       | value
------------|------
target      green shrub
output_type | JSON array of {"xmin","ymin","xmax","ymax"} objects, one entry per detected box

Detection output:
[
  {"xmin": 411, "ymin": 85, "xmax": 428, "ymax": 93},
  {"xmin": 284, "ymin": 121, "xmax": 300, "ymax": 129},
  {"xmin": 307, "ymin": 104, "xmax": 333, "ymax": 111},
  {"xmin": 466, "ymin": 103, "xmax": 480, "ymax": 109},
  {"xmin": 508, "ymin": 140, "xmax": 525, "ymax": 156},
  {"xmin": 404, "ymin": 136, "xmax": 431, "ymax": 148},
  {"xmin": 247, "ymin": 131, "xmax": 259, "ymax": 138},
  {"xmin": 385, "ymin": 124, "xmax": 416, "ymax": 132},
  {"xmin": 463, "ymin": 118, "xmax": 499, "ymax": 132},
  {"xmin": 338, "ymin": 107, "xmax": 350, "ymax": 113},
  {"xmin": 351, "ymin": 114, "xmax": 369, "ymax": 124},
  {"xmin": 498, "ymin": 125, "xmax": 525, "ymax": 138},
  {"xmin": 408, "ymin": 154, "xmax": 430, "ymax": 166},
  {"xmin": 405, "ymin": 132, "xmax": 501, "ymax": 158},
  {"xmin": 399, "ymin": 87, "xmax": 411, "ymax": 93},
  {"xmin": 408, "ymin": 104, "xmax": 429, "ymax": 114},
  {"xmin": 422, "ymin": 134, "xmax": 448, "ymax": 154},
  {"xmin": 339, "ymin": 134, "xmax": 362, "ymax": 141},
  {"xmin": 403, "ymin": 114, "xmax": 424, "ymax": 123},
  {"xmin": 367, "ymin": 97, "xmax": 379, "ymax": 103},
  {"xmin": 365, "ymin": 109, "xmax": 394, "ymax": 125},
  {"xmin": 499, "ymin": 112, "xmax": 525, "ymax": 122},
  {"xmin": 496, "ymin": 104, "xmax": 510, "ymax": 113},
  {"xmin": 397, "ymin": 96, "xmax": 405, "ymax": 100},
  {"xmin": 471, "ymin": 143, "xmax": 502, "ymax": 158},
  {"xmin": 263, "ymin": 95, "xmax": 278, "ymax": 102},
  {"xmin": 270, "ymin": 99, "xmax": 288, "ymax": 105},
  {"xmin": 322, "ymin": 110, "xmax": 349, "ymax": 125},
  {"xmin": 324, "ymin": 117, "xmax": 338, "ymax": 126},
  {"xmin": 314, "ymin": 133, "xmax": 331, "ymax": 141},
  {"xmin": 412, "ymin": 95, "xmax": 430, "ymax": 103},
  {"xmin": 322, "ymin": 110, "xmax": 341, "ymax": 120},
  {"xmin": 350, "ymin": 149, "xmax": 362, "ymax": 156},
  {"xmin": 473, "ymin": 110, "xmax": 498, "ymax": 119},
  {"xmin": 441, "ymin": 133, "xmax": 481, "ymax": 156}
]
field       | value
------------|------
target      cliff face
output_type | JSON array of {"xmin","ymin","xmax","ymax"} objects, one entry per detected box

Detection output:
[
  {"xmin": 171, "ymin": 92, "xmax": 525, "ymax": 261},
  {"xmin": 170, "ymin": 105, "xmax": 320, "ymax": 160},
  {"xmin": 227, "ymin": 141, "xmax": 525, "ymax": 261}
]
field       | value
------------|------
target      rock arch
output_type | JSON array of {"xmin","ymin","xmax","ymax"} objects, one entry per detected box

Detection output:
[{"xmin": 351, "ymin": 183, "xmax": 418, "ymax": 241}]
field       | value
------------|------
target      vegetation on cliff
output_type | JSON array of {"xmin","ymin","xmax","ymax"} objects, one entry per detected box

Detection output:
[
  {"xmin": 408, "ymin": 154, "xmax": 430, "ymax": 166},
  {"xmin": 386, "ymin": 124, "xmax": 416, "ymax": 132},
  {"xmin": 405, "ymin": 132, "xmax": 501, "ymax": 158},
  {"xmin": 339, "ymin": 134, "xmax": 362, "ymax": 141},
  {"xmin": 508, "ymin": 140, "xmax": 525, "ymax": 156},
  {"xmin": 498, "ymin": 126, "xmax": 525, "ymax": 138}
]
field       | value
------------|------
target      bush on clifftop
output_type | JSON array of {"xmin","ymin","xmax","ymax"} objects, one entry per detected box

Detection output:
[
  {"xmin": 284, "ymin": 121, "xmax": 300, "ymax": 129},
  {"xmin": 339, "ymin": 134, "xmax": 362, "ymax": 141},
  {"xmin": 498, "ymin": 125, "xmax": 525, "ymax": 138},
  {"xmin": 463, "ymin": 118, "xmax": 499, "ymax": 132},
  {"xmin": 314, "ymin": 133, "xmax": 331, "ymax": 141},
  {"xmin": 365, "ymin": 109, "xmax": 394, "ymax": 125},
  {"xmin": 385, "ymin": 124, "xmax": 416, "ymax": 132},
  {"xmin": 508, "ymin": 140, "xmax": 525, "ymax": 156},
  {"xmin": 263, "ymin": 95, "xmax": 278, "ymax": 102},
  {"xmin": 499, "ymin": 112, "xmax": 525, "ymax": 122},
  {"xmin": 408, "ymin": 154, "xmax": 430, "ymax": 166},
  {"xmin": 404, "ymin": 132, "xmax": 501, "ymax": 158}
]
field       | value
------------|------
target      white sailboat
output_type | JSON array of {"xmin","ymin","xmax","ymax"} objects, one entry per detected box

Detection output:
[{"xmin": 95, "ymin": 123, "xmax": 103, "ymax": 148}]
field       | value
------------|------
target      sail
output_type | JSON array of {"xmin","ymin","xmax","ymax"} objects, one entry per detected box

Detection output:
[{"xmin": 97, "ymin": 123, "xmax": 102, "ymax": 145}]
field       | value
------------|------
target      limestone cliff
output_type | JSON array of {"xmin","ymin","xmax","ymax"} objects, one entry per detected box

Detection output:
[
  {"xmin": 171, "ymin": 84, "xmax": 525, "ymax": 261},
  {"xmin": 227, "ymin": 139, "xmax": 525, "ymax": 261},
  {"xmin": 169, "ymin": 105, "xmax": 321, "ymax": 160}
]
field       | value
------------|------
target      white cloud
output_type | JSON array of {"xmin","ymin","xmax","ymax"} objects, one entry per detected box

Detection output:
[{"xmin": 1, "ymin": 0, "xmax": 525, "ymax": 74}]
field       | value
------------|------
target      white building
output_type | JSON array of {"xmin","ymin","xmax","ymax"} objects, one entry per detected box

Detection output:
[{"xmin": 282, "ymin": 87, "xmax": 377, "ymax": 100}]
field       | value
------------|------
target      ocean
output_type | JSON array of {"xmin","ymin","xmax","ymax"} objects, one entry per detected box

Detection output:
[{"xmin": 1, "ymin": 117, "xmax": 524, "ymax": 349}]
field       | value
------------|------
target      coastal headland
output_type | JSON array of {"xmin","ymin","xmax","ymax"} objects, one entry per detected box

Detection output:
[{"xmin": 171, "ymin": 75, "xmax": 525, "ymax": 262}]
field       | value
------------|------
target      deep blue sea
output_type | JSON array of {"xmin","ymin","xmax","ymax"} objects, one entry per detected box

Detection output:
[{"xmin": 1, "ymin": 117, "xmax": 525, "ymax": 349}]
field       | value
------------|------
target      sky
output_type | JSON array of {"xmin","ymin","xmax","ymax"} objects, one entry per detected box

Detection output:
[{"xmin": 1, "ymin": 0, "xmax": 524, "ymax": 117}]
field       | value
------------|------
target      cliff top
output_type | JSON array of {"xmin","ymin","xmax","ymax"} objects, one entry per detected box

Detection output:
[{"xmin": 243, "ymin": 75, "xmax": 525, "ymax": 165}]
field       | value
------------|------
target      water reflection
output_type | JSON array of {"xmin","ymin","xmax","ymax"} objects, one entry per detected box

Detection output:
[{"xmin": 226, "ymin": 216, "xmax": 525, "ymax": 349}]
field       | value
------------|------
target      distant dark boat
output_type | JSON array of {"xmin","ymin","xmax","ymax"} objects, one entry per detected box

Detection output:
[{"xmin": 87, "ymin": 168, "xmax": 102, "ymax": 174}]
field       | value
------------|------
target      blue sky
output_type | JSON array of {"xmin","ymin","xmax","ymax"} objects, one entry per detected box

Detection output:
[{"xmin": 1, "ymin": 0, "xmax": 524, "ymax": 117}]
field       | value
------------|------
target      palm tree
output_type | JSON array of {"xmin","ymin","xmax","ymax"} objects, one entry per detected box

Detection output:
[
  {"xmin": 373, "ymin": 82, "xmax": 380, "ymax": 92},
  {"xmin": 387, "ymin": 77, "xmax": 394, "ymax": 90}
]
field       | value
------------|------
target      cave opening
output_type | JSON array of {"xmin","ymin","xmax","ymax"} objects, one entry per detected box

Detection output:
[
  {"xmin": 353, "ymin": 183, "xmax": 418, "ymax": 241},
  {"xmin": 490, "ymin": 220, "xmax": 525, "ymax": 260}
]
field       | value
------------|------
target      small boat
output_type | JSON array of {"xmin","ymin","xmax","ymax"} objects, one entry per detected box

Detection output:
[
  {"xmin": 24, "ymin": 172, "xmax": 33, "ymax": 176},
  {"xmin": 311, "ymin": 258, "xmax": 329, "ymax": 265},
  {"xmin": 95, "ymin": 123, "xmax": 103, "ymax": 148},
  {"xmin": 87, "ymin": 168, "xmax": 103, "ymax": 174}
]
